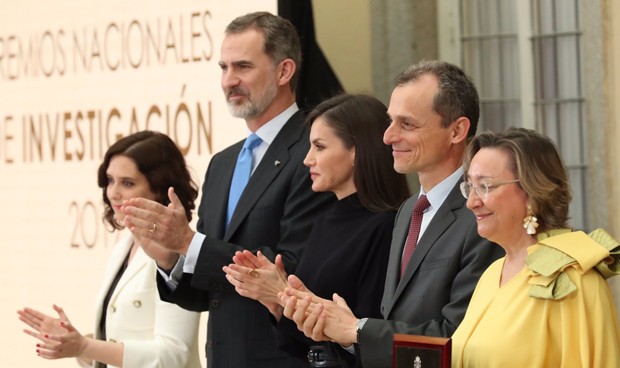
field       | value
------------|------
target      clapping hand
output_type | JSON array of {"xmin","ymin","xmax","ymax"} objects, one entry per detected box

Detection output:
[
  {"xmin": 17, "ymin": 304, "xmax": 88, "ymax": 359},
  {"xmin": 123, "ymin": 187, "xmax": 194, "ymax": 270},
  {"xmin": 224, "ymin": 250, "xmax": 289, "ymax": 318},
  {"xmin": 280, "ymin": 276, "xmax": 359, "ymax": 346}
]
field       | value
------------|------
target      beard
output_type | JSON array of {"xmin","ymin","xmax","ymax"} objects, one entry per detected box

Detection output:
[{"xmin": 226, "ymin": 81, "xmax": 278, "ymax": 119}]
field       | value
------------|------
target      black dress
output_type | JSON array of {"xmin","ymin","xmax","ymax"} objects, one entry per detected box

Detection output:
[{"xmin": 275, "ymin": 193, "xmax": 396, "ymax": 367}]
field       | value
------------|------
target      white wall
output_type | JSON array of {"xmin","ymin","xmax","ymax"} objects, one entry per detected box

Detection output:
[{"xmin": 0, "ymin": 1, "xmax": 276, "ymax": 366}]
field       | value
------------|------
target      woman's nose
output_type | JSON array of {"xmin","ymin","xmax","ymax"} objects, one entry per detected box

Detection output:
[
  {"xmin": 108, "ymin": 183, "xmax": 121, "ymax": 199},
  {"xmin": 465, "ymin": 190, "xmax": 481, "ymax": 209},
  {"xmin": 303, "ymin": 150, "xmax": 314, "ymax": 167}
]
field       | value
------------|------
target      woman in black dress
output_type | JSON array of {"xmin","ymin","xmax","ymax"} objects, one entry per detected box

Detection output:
[{"xmin": 223, "ymin": 94, "xmax": 410, "ymax": 367}]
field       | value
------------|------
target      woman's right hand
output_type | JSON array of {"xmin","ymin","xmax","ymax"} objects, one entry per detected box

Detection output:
[
  {"xmin": 17, "ymin": 304, "xmax": 89, "ymax": 360},
  {"xmin": 18, "ymin": 304, "xmax": 66, "ymax": 338}
]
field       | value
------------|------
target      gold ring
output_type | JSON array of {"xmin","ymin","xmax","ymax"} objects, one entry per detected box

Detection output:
[
  {"xmin": 249, "ymin": 269, "xmax": 259, "ymax": 278},
  {"xmin": 149, "ymin": 223, "xmax": 157, "ymax": 233}
]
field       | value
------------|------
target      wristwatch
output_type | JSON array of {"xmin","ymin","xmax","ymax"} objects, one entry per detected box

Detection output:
[{"xmin": 356, "ymin": 318, "xmax": 368, "ymax": 344}]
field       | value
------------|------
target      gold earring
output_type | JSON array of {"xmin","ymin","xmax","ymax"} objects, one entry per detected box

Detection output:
[{"xmin": 523, "ymin": 205, "xmax": 539, "ymax": 235}]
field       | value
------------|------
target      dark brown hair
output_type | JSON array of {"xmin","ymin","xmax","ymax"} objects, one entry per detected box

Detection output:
[
  {"xmin": 463, "ymin": 127, "xmax": 571, "ymax": 232},
  {"xmin": 306, "ymin": 94, "xmax": 410, "ymax": 212},
  {"xmin": 97, "ymin": 131, "xmax": 199, "ymax": 230},
  {"xmin": 226, "ymin": 11, "xmax": 301, "ymax": 91},
  {"xmin": 395, "ymin": 60, "xmax": 480, "ymax": 138}
]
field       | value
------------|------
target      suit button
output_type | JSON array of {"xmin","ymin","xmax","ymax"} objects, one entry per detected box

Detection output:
[
  {"xmin": 211, "ymin": 299, "xmax": 219, "ymax": 308},
  {"xmin": 133, "ymin": 300, "xmax": 142, "ymax": 308}
]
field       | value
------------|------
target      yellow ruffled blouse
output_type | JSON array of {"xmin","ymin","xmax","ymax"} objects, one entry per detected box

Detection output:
[{"xmin": 451, "ymin": 229, "xmax": 620, "ymax": 368}]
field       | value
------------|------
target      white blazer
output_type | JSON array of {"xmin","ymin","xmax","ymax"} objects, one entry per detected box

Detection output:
[{"xmin": 93, "ymin": 233, "xmax": 202, "ymax": 368}]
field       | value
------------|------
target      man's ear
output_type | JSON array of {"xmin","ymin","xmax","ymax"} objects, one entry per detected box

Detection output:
[
  {"xmin": 451, "ymin": 117, "xmax": 471, "ymax": 144},
  {"xmin": 276, "ymin": 59, "xmax": 296, "ymax": 87}
]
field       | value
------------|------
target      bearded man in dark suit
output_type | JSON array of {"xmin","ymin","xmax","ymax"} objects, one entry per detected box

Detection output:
[{"xmin": 123, "ymin": 12, "xmax": 334, "ymax": 368}]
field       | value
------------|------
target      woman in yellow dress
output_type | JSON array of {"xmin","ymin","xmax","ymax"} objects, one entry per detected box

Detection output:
[{"xmin": 452, "ymin": 127, "xmax": 620, "ymax": 367}]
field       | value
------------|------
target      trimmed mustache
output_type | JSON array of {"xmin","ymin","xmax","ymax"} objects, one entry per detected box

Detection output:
[{"xmin": 226, "ymin": 87, "xmax": 250, "ymax": 100}]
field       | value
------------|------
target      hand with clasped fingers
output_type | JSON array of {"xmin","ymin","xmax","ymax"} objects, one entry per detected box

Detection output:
[
  {"xmin": 17, "ymin": 304, "xmax": 91, "ymax": 364},
  {"xmin": 122, "ymin": 187, "xmax": 195, "ymax": 271},
  {"xmin": 279, "ymin": 276, "xmax": 359, "ymax": 347},
  {"xmin": 223, "ymin": 250, "xmax": 290, "ymax": 319}
]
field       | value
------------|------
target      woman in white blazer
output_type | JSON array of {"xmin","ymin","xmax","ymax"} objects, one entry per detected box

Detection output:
[{"xmin": 18, "ymin": 131, "xmax": 202, "ymax": 368}]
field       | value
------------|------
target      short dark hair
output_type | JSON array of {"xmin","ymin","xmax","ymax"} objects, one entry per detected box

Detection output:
[
  {"xmin": 395, "ymin": 60, "xmax": 480, "ymax": 138},
  {"xmin": 97, "ymin": 131, "xmax": 199, "ymax": 230},
  {"xmin": 463, "ymin": 127, "xmax": 571, "ymax": 232},
  {"xmin": 226, "ymin": 11, "xmax": 301, "ymax": 91},
  {"xmin": 306, "ymin": 94, "xmax": 410, "ymax": 212}
]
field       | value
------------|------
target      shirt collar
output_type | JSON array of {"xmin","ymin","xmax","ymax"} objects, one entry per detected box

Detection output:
[
  {"xmin": 253, "ymin": 103, "xmax": 299, "ymax": 144},
  {"xmin": 419, "ymin": 167, "xmax": 464, "ymax": 210}
]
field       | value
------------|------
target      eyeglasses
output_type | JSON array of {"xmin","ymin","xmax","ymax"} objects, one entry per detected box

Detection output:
[{"xmin": 460, "ymin": 180, "xmax": 520, "ymax": 199}]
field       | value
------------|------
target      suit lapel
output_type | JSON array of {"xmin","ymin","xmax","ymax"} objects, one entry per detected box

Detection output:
[
  {"xmin": 387, "ymin": 183, "xmax": 465, "ymax": 313},
  {"xmin": 94, "ymin": 233, "xmax": 133, "ymax": 337},
  {"xmin": 224, "ymin": 112, "xmax": 303, "ymax": 239},
  {"xmin": 381, "ymin": 197, "xmax": 414, "ymax": 316},
  {"xmin": 109, "ymin": 246, "xmax": 149, "ymax": 304}
]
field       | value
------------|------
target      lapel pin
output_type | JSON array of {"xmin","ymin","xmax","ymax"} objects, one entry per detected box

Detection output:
[{"xmin": 275, "ymin": 160, "xmax": 281, "ymax": 167}]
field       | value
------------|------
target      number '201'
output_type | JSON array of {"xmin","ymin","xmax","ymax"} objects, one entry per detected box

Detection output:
[{"xmin": 68, "ymin": 200, "xmax": 119, "ymax": 249}]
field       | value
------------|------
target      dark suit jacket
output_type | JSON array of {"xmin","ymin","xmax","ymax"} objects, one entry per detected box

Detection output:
[
  {"xmin": 157, "ymin": 111, "xmax": 335, "ymax": 368},
  {"xmin": 358, "ymin": 180, "xmax": 504, "ymax": 368}
]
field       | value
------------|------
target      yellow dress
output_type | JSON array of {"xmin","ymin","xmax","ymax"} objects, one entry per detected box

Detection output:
[{"xmin": 451, "ymin": 230, "xmax": 620, "ymax": 368}]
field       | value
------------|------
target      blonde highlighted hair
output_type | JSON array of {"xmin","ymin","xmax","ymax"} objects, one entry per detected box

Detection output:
[{"xmin": 463, "ymin": 127, "xmax": 571, "ymax": 232}]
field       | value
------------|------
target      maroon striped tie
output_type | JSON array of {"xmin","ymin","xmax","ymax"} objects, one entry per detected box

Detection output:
[{"xmin": 400, "ymin": 195, "xmax": 430, "ymax": 277}]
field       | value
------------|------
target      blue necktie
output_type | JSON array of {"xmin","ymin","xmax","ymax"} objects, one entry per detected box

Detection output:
[{"xmin": 227, "ymin": 133, "xmax": 262, "ymax": 226}]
